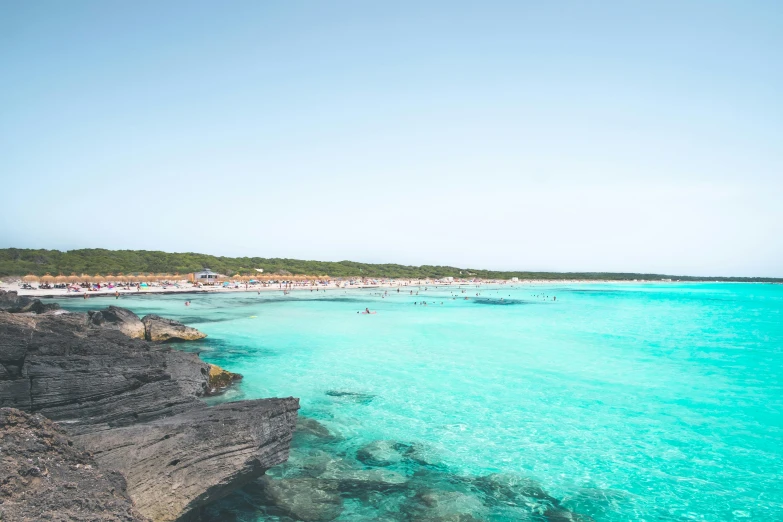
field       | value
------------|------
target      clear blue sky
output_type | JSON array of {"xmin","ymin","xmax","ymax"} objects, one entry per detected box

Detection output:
[{"xmin": 1, "ymin": 1, "xmax": 781, "ymax": 276}]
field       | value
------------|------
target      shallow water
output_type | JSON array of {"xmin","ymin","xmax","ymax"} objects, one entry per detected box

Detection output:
[{"xmin": 53, "ymin": 283, "xmax": 783, "ymax": 521}]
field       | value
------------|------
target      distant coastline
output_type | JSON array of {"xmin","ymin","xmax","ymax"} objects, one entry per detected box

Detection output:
[{"xmin": 1, "ymin": 247, "xmax": 781, "ymax": 283}]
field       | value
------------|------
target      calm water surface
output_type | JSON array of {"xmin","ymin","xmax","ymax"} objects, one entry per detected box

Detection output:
[{"xmin": 53, "ymin": 283, "xmax": 783, "ymax": 521}]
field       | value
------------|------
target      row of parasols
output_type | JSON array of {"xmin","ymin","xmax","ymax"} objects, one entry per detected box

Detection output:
[{"xmin": 21, "ymin": 273, "xmax": 332, "ymax": 283}]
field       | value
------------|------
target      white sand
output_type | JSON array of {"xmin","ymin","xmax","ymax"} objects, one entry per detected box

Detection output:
[{"xmin": 1, "ymin": 277, "xmax": 669, "ymax": 299}]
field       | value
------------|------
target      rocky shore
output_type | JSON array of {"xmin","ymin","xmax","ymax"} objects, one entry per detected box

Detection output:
[{"xmin": 0, "ymin": 290, "xmax": 299, "ymax": 521}]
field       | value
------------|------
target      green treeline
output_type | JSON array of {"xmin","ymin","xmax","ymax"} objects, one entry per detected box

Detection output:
[{"xmin": 0, "ymin": 248, "xmax": 780, "ymax": 282}]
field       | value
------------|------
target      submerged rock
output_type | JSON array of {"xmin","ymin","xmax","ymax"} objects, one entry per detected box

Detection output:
[
  {"xmin": 325, "ymin": 389, "xmax": 376, "ymax": 404},
  {"xmin": 544, "ymin": 507, "xmax": 595, "ymax": 522},
  {"xmin": 296, "ymin": 416, "xmax": 336, "ymax": 439},
  {"xmin": 256, "ymin": 476, "xmax": 343, "ymax": 521},
  {"xmin": 356, "ymin": 440, "xmax": 409, "ymax": 467},
  {"xmin": 87, "ymin": 305, "xmax": 145, "ymax": 339},
  {"xmin": 0, "ymin": 407, "xmax": 146, "ymax": 522},
  {"xmin": 472, "ymin": 472, "xmax": 559, "ymax": 505},
  {"xmin": 142, "ymin": 313, "xmax": 207, "ymax": 342},
  {"xmin": 207, "ymin": 363, "xmax": 243, "ymax": 394},
  {"xmin": 404, "ymin": 489, "xmax": 488, "ymax": 522}
]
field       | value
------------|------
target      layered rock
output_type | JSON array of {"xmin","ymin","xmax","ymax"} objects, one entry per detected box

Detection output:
[
  {"xmin": 0, "ymin": 311, "xmax": 209, "ymax": 432},
  {"xmin": 88, "ymin": 305, "xmax": 146, "ymax": 339},
  {"xmin": 77, "ymin": 399, "xmax": 298, "ymax": 522},
  {"xmin": 142, "ymin": 314, "xmax": 207, "ymax": 342},
  {"xmin": 0, "ymin": 309, "xmax": 299, "ymax": 522},
  {"xmin": 0, "ymin": 407, "xmax": 147, "ymax": 522}
]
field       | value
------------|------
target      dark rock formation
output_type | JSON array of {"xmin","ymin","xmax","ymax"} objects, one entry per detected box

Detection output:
[
  {"xmin": 142, "ymin": 314, "xmax": 207, "ymax": 342},
  {"xmin": 0, "ymin": 407, "xmax": 147, "ymax": 522},
  {"xmin": 0, "ymin": 311, "xmax": 209, "ymax": 431},
  {"xmin": 207, "ymin": 363, "xmax": 243, "ymax": 394},
  {"xmin": 77, "ymin": 399, "xmax": 298, "ymax": 522},
  {"xmin": 87, "ymin": 305, "xmax": 146, "ymax": 339},
  {"xmin": 0, "ymin": 289, "xmax": 60, "ymax": 314},
  {"xmin": 0, "ymin": 310, "xmax": 299, "ymax": 522}
]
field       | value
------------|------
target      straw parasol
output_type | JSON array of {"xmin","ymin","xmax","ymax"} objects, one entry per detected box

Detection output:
[
  {"xmin": 79, "ymin": 273, "xmax": 91, "ymax": 282},
  {"xmin": 67, "ymin": 274, "xmax": 80, "ymax": 284},
  {"xmin": 22, "ymin": 274, "xmax": 39, "ymax": 282},
  {"xmin": 92, "ymin": 274, "xmax": 105, "ymax": 283},
  {"xmin": 54, "ymin": 275, "xmax": 68, "ymax": 284},
  {"xmin": 41, "ymin": 273, "xmax": 55, "ymax": 283}
]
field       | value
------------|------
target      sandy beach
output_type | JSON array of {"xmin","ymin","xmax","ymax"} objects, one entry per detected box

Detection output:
[{"xmin": 1, "ymin": 277, "xmax": 698, "ymax": 300}]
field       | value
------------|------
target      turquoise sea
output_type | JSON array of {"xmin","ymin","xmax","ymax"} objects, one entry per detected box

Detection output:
[{"xmin": 53, "ymin": 283, "xmax": 783, "ymax": 521}]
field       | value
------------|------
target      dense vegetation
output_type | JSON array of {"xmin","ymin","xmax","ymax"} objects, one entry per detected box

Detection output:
[{"xmin": 0, "ymin": 248, "xmax": 780, "ymax": 282}]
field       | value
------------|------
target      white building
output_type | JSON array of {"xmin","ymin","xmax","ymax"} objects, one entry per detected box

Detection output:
[
  {"xmin": 194, "ymin": 268, "xmax": 221, "ymax": 282},
  {"xmin": 442, "ymin": 276, "xmax": 454, "ymax": 282}
]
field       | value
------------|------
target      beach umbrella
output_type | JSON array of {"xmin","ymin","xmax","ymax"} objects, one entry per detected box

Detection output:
[
  {"xmin": 92, "ymin": 274, "xmax": 105, "ymax": 283},
  {"xmin": 66, "ymin": 274, "xmax": 80, "ymax": 283},
  {"xmin": 79, "ymin": 273, "xmax": 91, "ymax": 282},
  {"xmin": 41, "ymin": 273, "xmax": 55, "ymax": 283},
  {"xmin": 54, "ymin": 275, "xmax": 68, "ymax": 283},
  {"xmin": 22, "ymin": 274, "xmax": 39, "ymax": 282}
]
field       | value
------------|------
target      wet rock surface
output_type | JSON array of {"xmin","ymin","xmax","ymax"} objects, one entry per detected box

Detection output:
[
  {"xmin": 207, "ymin": 363, "xmax": 243, "ymax": 394},
  {"xmin": 142, "ymin": 314, "xmax": 207, "ymax": 342},
  {"xmin": 0, "ymin": 407, "xmax": 146, "ymax": 522}
]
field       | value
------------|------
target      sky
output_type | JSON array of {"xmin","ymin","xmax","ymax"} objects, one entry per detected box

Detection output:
[{"xmin": 1, "ymin": 1, "xmax": 781, "ymax": 276}]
